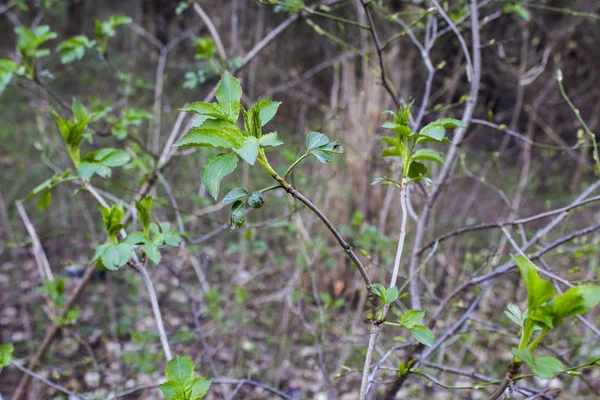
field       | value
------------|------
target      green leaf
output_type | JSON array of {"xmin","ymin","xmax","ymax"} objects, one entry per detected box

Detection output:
[
  {"xmin": 201, "ymin": 153, "xmax": 239, "ymax": 200},
  {"xmin": 381, "ymin": 148, "xmax": 401, "ymax": 158},
  {"xmin": 0, "ymin": 342, "xmax": 14, "ymax": 373},
  {"xmin": 384, "ymin": 287, "xmax": 399, "ymax": 304},
  {"xmin": 229, "ymin": 200, "xmax": 246, "ymax": 229},
  {"xmin": 222, "ymin": 188, "xmax": 249, "ymax": 205},
  {"xmin": 411, "ymin": 149, "xmax": 444, "ymax": 165},
  {"xmin": 550, "ymin": 285, "xmax": 600, "ymax": 320},
  {"xmin": 311, "ymin": 149, "xmax": 333, "ymax": 163},
  {"xmin": 78, "ymin": 148, "xmax": 131, "ymax": 180},
  {"xmin": 100, "ymin": 204, "xmax": 125, "ymax": 241},
  {"xmin": 135, "ymin": 196, "xmax": 153, "ymax": 236},
  {"xmin": 193, "ymin": 37, "xmax": 216, "ymax": 59},
  {"xmin": 503, "ymin": 3, "xmax": 531, "ymax": 22},
  {"xmin": 234, "ymin": 137, "xmax": 260, "ymax": 165},
  {"xmin": 401, "ymin": 310, "xmax": 426, "ymax": 329},
  {"xmin": 123, "ymin": 232, "xmax": 148, "ymax": 245},
  {"xmin": 512, "ymin": 255, "xmax": 556, "ymax": 310},
  {"xmin": 381, "ymin": 136, "xmax": 400, "ymax": 147},
  {"xmin": 531, "ymin": 356, "xmax": 563, "ymax": 379},
  {"xmin": 101, "ymin": 243, "xmax": 132, "ymax": 270},
  {"xmin": 174, "ymin": 119, "xmax": 244, "ymax": 150},
  {"xmin": 215, "ymin": 71, "xmax": 242, "ymax": 122},
  {"xmin": 24, "ymin": 170, "xmax": 73, "ymax": 202},
  {"xmin": 180, "ymin": 102, "xmax": 230, "ymax": 120},
  {"xmin": 0, "ymin": 58, "xmax": 18, "ymax": 95},
  {"xmin": 189, "ymin": 377, "xmax": 212, "ymax": 398},
  {"xmin": 306, "ymin": 132, "xmax": 329, "ymax": 151},
  {"xmin": 505, "ymin": 303, "xmax": 524, "ymax": 329},
  {"xmin": 419, "ymin": 124, "xmax": 446, "ymax": 141},
  {"xmin": 255, "ymin": 99, "xmax": 281, "ymax": 126},
  {"xmin": 259, "ymin": 131, "xmax": 283, "ymax": 148},
  {"xmin": 159, "ymin": 381, "xmax": 185, "ymax": 400},
  {"xmin": 56, "ymin": 35, "xmax": 96, "ymax": 63},
  {"xmin": 513, "ymin": 348, "xmax": 563, "ymax": 379},
  {"xmin": 431, "ymin": 118, "xmax": 466, "ymax": 129},
  {"xmin": 165, "ymin": 355, "xmax": 194, "ymax": 383},
  {"xmin": 409, "ymin": 325, "xmax": 434, "ymax": 347},
  {"xmin": 38, "ymin": 191, "xmax": 52, "ymax": 211},
  {"xmin": 144, "ymin": 243, "xmax": 161, "ymax": 264},
  {"xmin": 407, "ymin": 161, "xmax": 428, "ymax": 180},
  {"xmin": 371, "ymin": 283, "xmax": 385, "ymax": 300}
]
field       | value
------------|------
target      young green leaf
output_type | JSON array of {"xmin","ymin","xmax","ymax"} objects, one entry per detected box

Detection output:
[
  {"xmin": 259, "ymin": 132, "xmax": 284, "ymax": 148},
  {"xmin": 0, "ymin": 58, "xmax": 18, "ymax": 95},
  {"xmin": 180, "ymin": 102, "xmax": 230, "ymax": 120},
  {"xmin": 56, "ymin": 35, "xmax": 96, "ymax": 63},
  {"xmin": 255, "ymin": 99, "xmax": 281, "ymax": 126},
  {"xmin": 306, "ymin": 131, "xmax": 329, "ymax": 151},
  {"xmin": 135, "ymin": 196, "xmax": 153, "ymax": 237},
  {"xmin": 384, "ymin": 287, "xmax": 399, "ymax": 304},
  {"xmin": 160, "ymin": 355, "xmax": 212, "ymax": 400},
  {"xmin": 411, "ymin": 149, "xmax": 444, "ymax": 165},
  {"xmin": 173, "ymin": 119, "xmax": 244, "ymax": 150},
  {"xmin": 215, "ymin": 71, "xmax": 242, "ymax": 122},
  {"xmin": 550, "ymin": 285, "xmax": 600, "ymax": 322},
  {"xmin": 430, "ymin": 118, "xmax": 466, "ymax": 129},
  {"xmin": 401, "ymin": 310, "xmax": 426, "ymax": 329},
  {"xmin": 370, "ymin": 283, "xmax": 386, "ymax": 300},
  {"xmin": 201, "ymin": 153, "xmax": 239, "ymax": 200},
  {"xmin": 419, "ymin": 124, "xmax": 446, "ymax": 142},
  {"xmin": 407, "ymin": 161, "xmax": 428, "ymax": 181},
  {"xmin": 100, "ymin": 243, "xmax": 133, "ymax": 270},
  {"xmin": 512, "ymin": 348, "xmax": 563, "ymax": 379},
  {"xmin": 234, "ymin": 137, "xmax": 260, "ymax": 165},
  {"xmin": 409, "ymin": 325, "xmax": 434, "ymax": 347},
  {"xmin": 222, "ymin": 188, "xmax": 249, "ymax": 205},
  {"xmin": 512, "ymin": 255, "xmax": 556, "ymax": 310},
  {"xmin": 0, "ymin": 342, "xmax": 13, "ymax": 373},
  {"xmin": 505, "ymin": 303, "xmax": 524, "ymax": 329},
  {"xmin": 229, "ymin": 200, "xmax": 246, "ymax": 229}
]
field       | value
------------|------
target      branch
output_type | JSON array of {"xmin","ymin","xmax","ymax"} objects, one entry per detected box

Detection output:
[{"xmin": 193, "ymin": 2, "xmax": 227, "ymax": 61}]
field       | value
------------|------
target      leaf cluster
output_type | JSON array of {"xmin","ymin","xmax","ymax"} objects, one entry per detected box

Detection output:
[{"xmin": 159, "ymin": 355, "xmax": 212, "ymax": 400}]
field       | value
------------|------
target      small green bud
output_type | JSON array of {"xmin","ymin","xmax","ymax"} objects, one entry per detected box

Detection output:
[{"xmin": 248, "ymin": 191, "xmax": 264, "ymax": 208}]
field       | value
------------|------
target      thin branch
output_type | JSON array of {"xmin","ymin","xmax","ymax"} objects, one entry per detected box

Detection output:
[
  {"xmin": 11, "ymin": 362, "xmax": 84, "ymax": 400},
  {"xmin": 193, "ymin": 2, "xmax": 227, "ymax": 61},
  {"xmin": 15, "ymin": 201, "xmax": 53, "ymax": 282}
]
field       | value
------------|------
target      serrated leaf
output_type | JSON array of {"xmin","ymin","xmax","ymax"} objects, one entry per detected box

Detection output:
[
  {"xmin": 181, "ymin": 102, "xmax": 230, "ymax": 120},
  {"xmin": 431, "ymin": 118, "xmax": 466, "ymax": 129},
  {"xmin": 306, "ymin": 131, "xmax": 329, "ymax": 151},
  {"xmin": 222, "ymin": 188, "xmax": 249, "ymax": 205},
  {"xmin": 411, "ymin": 149, "xmax": 444, "ymax": 165},
  {"xmin": 311, "ymin": 149, "xmax": 333, "ymax": 163},
  {"xmin": 371, "ymin": 283, "xmax": 385, "ymax": 300},
  {"xmin": 259, "ymin": 131, "xmax": 283, "ymax": 148},
  {"xmin": 401, "ymin": 310, "xmax": 426, "ymax": 328},
  {"xmin": 234, "ymin": 137, "xmax": 259, "ymax": 165},
  {"xmin": 229, "ymin": 200, "xmax": 246, "ymax": 229},
  {"xmin": 381, "ymin": 136, "xmax": 399, "ymax": 147},
  {"xmin": 101, "ymin": 243, "xmax": 132, "ymax": 270},
  {"xmin": 201, "ymin": 153, "xmax": 239, "ymax": 200},
  {"xmin": 189, "ymin": 377, "xmax": 212, "ymax": 398},
  {"xmin": 174, "ymin": 119, "xmax": 244, "ymax": 150},
  {"xmin": 384, "ymin": 287, "xmax": 399, "ymax": 304},
  {"xmin": 124, "ymin": 231, "xmax": 148, "ymax": 245},
  {"xmin": 410, "ymin": 325, "xmax": 434, "ymax": 347},
  {"xmin": 144, "ymin": 243, "xmax": 161, "ymax": 264},
  {"xmin": 165, "ymin": 355, "xmax": 195, "ymax": 384},
  {"xmin": 255, "ymin": 99, "xmax": 281, "ymax": 126},
  {"xmin": 159, "ymin": 381, "xmax": 184, "ymax": 400},
  {"xmin": 550, "ymin": 285, "xmax": 600, "ymax": 320},
  {"xmin": 531, "ymin": 356, "xmax": 563, "ymax": 379},
  {"xmin": 505, "ymin": 303, "xmax": 524, "ymax": 328},
  {"xmin": 419, "ymin": 124, "xmax": 446, "ymax": 141},
  {"xmin": 135, "ymin": 197, "xmax": 153, "ymax": 236},
  {"xmin": 215, "ymin": 71, "xmax": 242, "ymax": 122},
  {"xmin": 512, "ymin": 255, "xmax": 556, "ymax": 310}
]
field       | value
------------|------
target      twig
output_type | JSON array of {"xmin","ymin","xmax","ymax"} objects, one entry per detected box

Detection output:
[
  {"xmin": 193, "ymin": 2, "xmax": 227, "ymax": 61},
  {"xmin": 15, "ymin": 201, "xmax": 53, "ymax": 282},
  {"xmin": 11, "ymin": 362, "xmax": 84, "ymax": 400}
]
